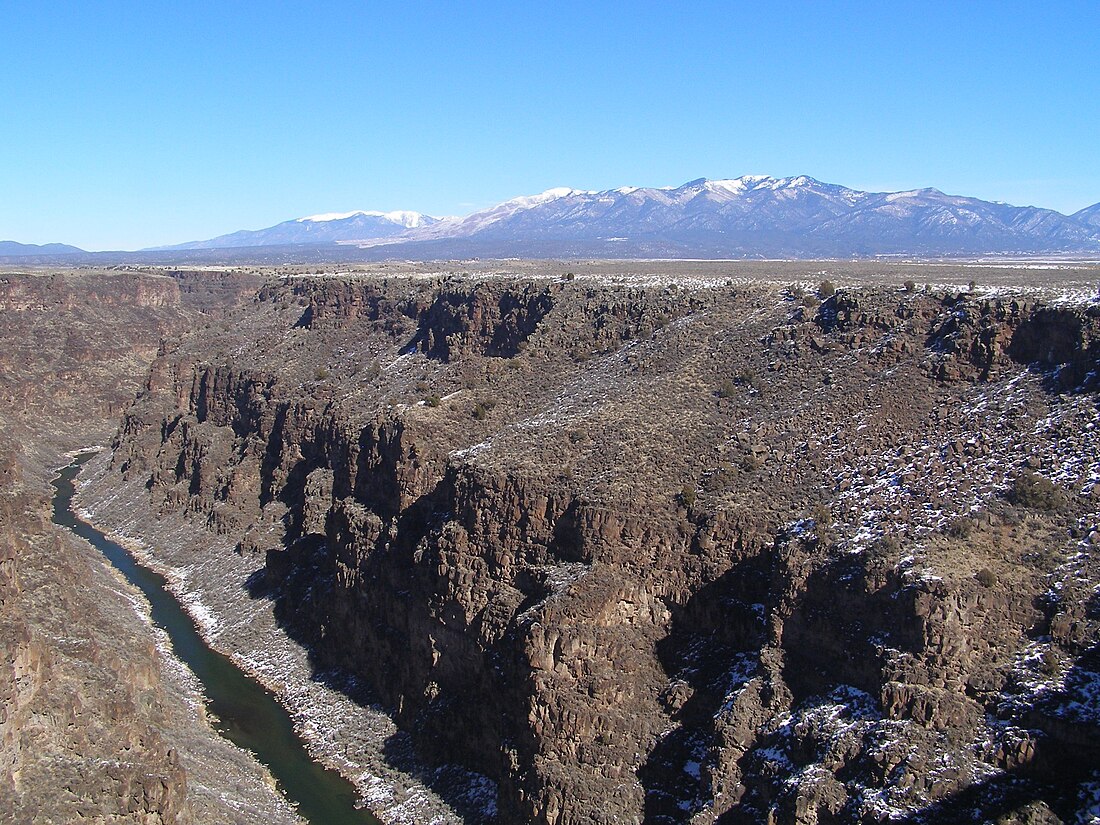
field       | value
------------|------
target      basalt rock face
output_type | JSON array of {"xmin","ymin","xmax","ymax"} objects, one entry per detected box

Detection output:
[
  {"xmin": 922, "ymin": 294, "xmax": 1100, "ymax": 388},
  {"xmin": 98, "ymin": 271, "xmax": 1100, "ymax": 823},
  {"xmin": 0, "ymin": 270, "xmax": 193, "ymax": 453},
  {"xmin": 0, "ymin": 268, "xmax": 268, "ymax": 451}
]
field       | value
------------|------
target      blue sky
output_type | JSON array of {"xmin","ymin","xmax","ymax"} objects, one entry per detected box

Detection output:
[{"xmin": 2, "ymin": 1, "xmax": 1098, "ymax": 250}]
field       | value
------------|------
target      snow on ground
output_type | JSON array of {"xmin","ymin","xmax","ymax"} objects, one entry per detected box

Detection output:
[{"xmin": 74, "ymin": 451, "xmax": 485, "ymax": 825}]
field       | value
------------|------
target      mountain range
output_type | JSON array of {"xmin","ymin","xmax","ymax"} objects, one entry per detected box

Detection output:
[
  {"xmin": 159, "ymin": 210, "xmax": 441, "ymax": 250},
  {"xmin": 0, "ymin": 240, "xmax": 84, "ymax": 257},
  {"xmin": 6, "ymin": 176, "xmax": 1100, "ymax": 260},
  {"xmin": 154, "ymin": 175, "xmax": 1100, "ymax": 259}
]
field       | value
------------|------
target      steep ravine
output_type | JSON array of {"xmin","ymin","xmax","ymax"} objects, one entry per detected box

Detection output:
[{"xmin": 80, "ymin": 270, "xmax": 1100, "ymax": 823}]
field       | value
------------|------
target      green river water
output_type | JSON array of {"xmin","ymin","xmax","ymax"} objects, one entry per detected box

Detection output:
[{"xmin": 52, "ymin": 455, "xmax": 382, "ymax": 825}]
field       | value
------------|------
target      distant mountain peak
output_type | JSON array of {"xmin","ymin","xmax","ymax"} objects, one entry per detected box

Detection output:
[
  {"xmin": 500, "ymin": 187, "xmax": 594, "ymax": 209},
  {"xmin": 0, "ymin": 240, "xmax": 84, "ymax": 257},
  {"xmin": 697, "ymin": 175, "xmax": 833, "ymax": 198},
  {"xmin": 297, "ymin": 210, "xmax": 433, "ymax": 228},
  {"xmin": 1073, "ymin": 201, "xmax": 1100, "ymax": 229}
]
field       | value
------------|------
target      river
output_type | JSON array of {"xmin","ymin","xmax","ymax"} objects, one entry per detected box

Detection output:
[{"xmin": 52, "ymin": 454, "xmax": 382, "ymax": 825}]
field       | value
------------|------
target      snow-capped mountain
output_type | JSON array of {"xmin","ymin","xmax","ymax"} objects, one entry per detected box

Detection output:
[
  {"xmin": 393, "ymin": 176, "xmax": 1100, "ymax": 257},
  {"xmin": 157, "ymin": 176, "xmax": 1100, "ymax": 258},
  {"xmin": 153, "ymin": 210, "xmax": 441, "ymax": 250}
]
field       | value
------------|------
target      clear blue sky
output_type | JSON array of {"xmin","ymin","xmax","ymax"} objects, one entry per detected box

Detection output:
[{"xmin": 3, "ymin": 1, "xmax": 1099, "ymax": 250}]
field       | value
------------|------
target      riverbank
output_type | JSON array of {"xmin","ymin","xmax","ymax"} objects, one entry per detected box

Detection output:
[
  {"xmin": 55, "ymin": 452, "xmax": 390, "ymax": 825},
  {"xmin": 74, "ymin": 449, "xmax": 492, "ymax": 824}
]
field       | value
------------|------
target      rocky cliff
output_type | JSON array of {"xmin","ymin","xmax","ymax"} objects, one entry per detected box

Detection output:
[
  {"xmin": 0, "ymin": 443, "xmax": 191, "ymax": 823},
  {"xmin": 88, "ymin": 266, "xmax": 1100, "ymax": 823}
]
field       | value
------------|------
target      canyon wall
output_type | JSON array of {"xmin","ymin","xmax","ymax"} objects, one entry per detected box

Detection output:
[{"xmin": 91, "ymin": 269, "xmax": 1100, "ymax": 823}]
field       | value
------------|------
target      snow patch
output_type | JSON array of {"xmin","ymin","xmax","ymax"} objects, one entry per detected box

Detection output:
[{"xmin": 298, "ymin": 210, "xmax": 432, "ymax": 227}]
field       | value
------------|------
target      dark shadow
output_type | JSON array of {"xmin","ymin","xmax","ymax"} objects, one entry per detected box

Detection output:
[
  {"xmin": 1006, "ymin": 306, "xmax": 1098, "ymax": 391},
  {"xmin": 243, "ymin": 567, "xmax": 271, "ymax": 598},
  {"xmin": 639, "ymin": 557, "xmax": 771, "ymax": 824},
  {"xmin": 378, "ymin": 730, "xmax": 498, "ymax": 824},
  {"xmin": 259, "ymin": 401, "xmax": 291, "ymax": 505},
  {"xmin": 547, "ymin": 497, "xmax": 589, "ymax": 563},
  {"xmin": 293, "ymin": 304, "xmax": 313, "ymax": 328},
  {"xmin": 779, "ymin": 552, "xmax": 908, "ymax": 703},
  {"xmin": 891, "ymin": 767, "xmax": 1079, "ymax": 825},
  {"xmin": 242, "ymin": 464, "xmax": 505, "ymax": 824}
]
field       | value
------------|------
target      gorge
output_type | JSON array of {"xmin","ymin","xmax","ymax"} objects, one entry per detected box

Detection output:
[{"xmin": 3, "ymin": 260, "xmax": 1100, "ymax": 823}]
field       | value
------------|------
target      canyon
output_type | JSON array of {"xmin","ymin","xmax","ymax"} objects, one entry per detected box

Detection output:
[
  {"xmin": 0, "ymin": 268, "xmax": 300, "ymax": 824},
  {"xmin": 3, "ymin": 260, "xmax": 1100, "ymax": 823}
]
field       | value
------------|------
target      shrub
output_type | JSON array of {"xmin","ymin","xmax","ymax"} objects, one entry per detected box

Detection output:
[
  {"xmin": 472, "ymin": 399, "xmax": 496, "ymax": 420},
  {"xmin": 870, "ymin": 535, "xmax": 901, "ymax": 556},
  {"xmin": 812, "ymin": 504, "xmax": 833, "ymax": 542},
  {"xmin": 976, "ymin": 568, "xmax": 997, "ymax": 588},
  {"xmin": 702, "ymin": 464, "xmax": 736, "ymax": 493},
  {"xmin": 716, "ymin": 379, "xmax": 737, "ymax": 399},
  {"xmin": 818, "ymin": 280, "xmax": 836, "ymax": 299},
  {"xmin": 314, "ymin": 366, "xmax": 330, "ymax": 380},
  {"xmin": 801, "ymin": 295, "xmax": 819, "ymax": 308},
  {"xmin": 903, "ymin": 279, "xmax": 917, "ymax": 293},
  {"xmin": 679, "ymin": 486, "xmax": 697, "ymax": 509},
  {"xmin": 865, "ymin": 535, "xmax": 900, "ymax": 570},
  {"xmin": 426, "ymin": 394, "xmax": 441, "ymax": 408},
  {"xmin": 1010, "ymin": 471, "xmax": 1065, "ymax": 511},
  {"xmin": 946, "ymin": 517, "xmax": 973, "ymax": 539}
]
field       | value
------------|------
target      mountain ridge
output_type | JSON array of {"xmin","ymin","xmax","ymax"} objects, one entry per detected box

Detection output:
[
  {"xmin": 152, "ymin": 210, "xmax": 442, "ymax": 251},
  {"xmin": 7, "ymin": 177, "xmax": 1100, "ymax": 259},
  {"xmin": 163, "ymin": 175, "xmax": 1100, "ymax": 258},
  {"xmin": 1074, "ymin": 201, "xmax": 1100, "ymax": 230},
  {"xmin": 0, "ymin": 240, "xmax": 85, "ymax": 256}
]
